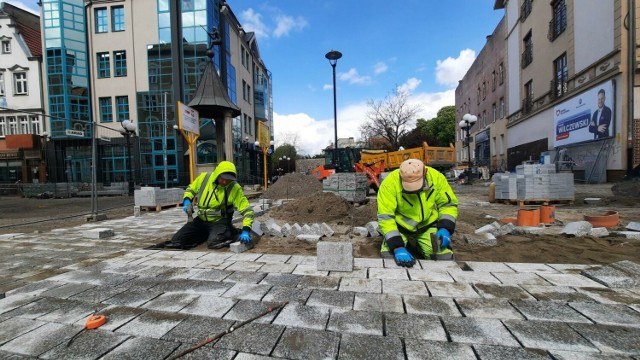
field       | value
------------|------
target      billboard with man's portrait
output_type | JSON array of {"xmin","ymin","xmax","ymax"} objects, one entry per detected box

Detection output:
[{"xmin": 553, "ymin": 79, "xmax": 615, "ymax": 147}]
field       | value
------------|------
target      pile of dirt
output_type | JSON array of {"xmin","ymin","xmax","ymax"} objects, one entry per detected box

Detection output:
[
  {"xmin": 610, "ymin": 180, "xmax": 640, "ymax": 205},
  {"xmin": 269, "ymin": 192, "xmax": 378, "ymax": 226},
  {"xmin": 260, "ymin": 173, "xmax": 322, "ymax": 199}
]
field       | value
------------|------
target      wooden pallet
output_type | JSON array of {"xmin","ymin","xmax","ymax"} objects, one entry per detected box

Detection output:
[
  {"xmin": 496, "ymin": 199, "xmax": 575, "ymax": 207},
  {"xmin": 140, "ymin": 203, "xmax": 181, "ymax": 212}
]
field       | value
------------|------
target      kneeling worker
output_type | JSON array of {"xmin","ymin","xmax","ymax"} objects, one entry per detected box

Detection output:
[
  {"xmin": 377, "ymin": 159, "xmax": 459, "ymax": 267},
  {"xmin": 169, "ymin": 161, "xmax": 254, "ymax": 249}
]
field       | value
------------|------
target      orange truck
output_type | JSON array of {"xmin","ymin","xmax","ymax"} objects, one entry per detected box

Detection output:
[{"xmin": 312, "ymin": 142, "xmax": 456, "ymax": 192}]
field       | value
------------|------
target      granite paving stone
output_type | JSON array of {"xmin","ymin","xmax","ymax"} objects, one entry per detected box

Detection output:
[
  {"xmin": 463, "ymin": 261, "xmax": 515, "ymax": 273},
  {"xmin": 261, "ymin": 286, "xmax": 312, "ymax": 304},
  {"xmin": 214, "ymin": 322, "xmax": 285, "ymax": 356},
  {"xmin": 100, "ymin": 337, "xmax": 181, "ymax": 360},
  {"xmin": 178, "ymin": 295, "xmax": 237, "ymax": 318},
  {"xmin": 353, "ymin": 258, "xmax": 384, "ymax": 268},
  {"xmin": 0, "ymin": 322, "xmax": 79, "ymax": 357},
  {"xmin": 383, "ymin": 258, "xmax": 412, "ymax": 269},
  {"xmin": 449, "ymin": 271, "xmax": 501, "ymax": 284},
  {"xmin": 156, "ymin": 267, "xmax": 206, "ymax": 280},
  {"xmin": 140, "ymin": 293, "xmax": 200, "ymax": 312},
  {"xmin": 472, "ymin": 283, "xmax": 536, "ymax": 300},
  {"xmin": 549, "ymin": 350, "xmax": 635, "ymax": 359},
  {"xmin": 172, "ymin": 344, "xmax": 236, "ymax": 360},
  {"xmin": 326, "ymin": 308, "xmax": 383, "ymax": 335},
  {"xmin": 568, "ymin": 302, "xmax": 640, "ymax": 327},
  {"xmin": 271, "ymin": 327, "xmax": 340, "ymax": 360},
  {"xmin": 418, "ymin": 260, "xmax": 462, "ymax": 272},
  {"xmin": 221, "ymin": 283, "xmax": 272, "ymax": 300},
  {"xmin": 381, "ymin": 279, "xmax": 428, "ymax": 295},
  {"xmin": 115, "ymin": 310, "xmax": 187, "ymax": 339},
  {"xmin": 403, "ymin": 295, "xmax": 461, "ymax": 316},
  {"xmin": 306, "ymin": 289, "xmax": 354, "ymax": 309},
  {"xmin": 102, "ymin": 288, "xmax": 164, "ymax": 307},
  {"xmin": 329, "ymin": 268, "xmax": 368, "ymax": 278},
  {"xmin": 473, "ymin": 344, "xmax": 552, "ymax": 359},
  {"xmin": 385, "ymin": 312, "xmax": 447, "ymax": 341},
  {"xmin": 38, "ymin": 299, "xmax": 107, "ymax": 325},
  {"xmin": 339, "ymin": 278, "xmax": 381, "ymax": 293},
  {"xmin": 92, "ymin": 305, "xmax": 146, "ymax": 331},
  {"xmin": 503, "ymin": 319, "xmax": 599, "ymax": 352},
  {"xmin": 161, "ymin": 315, "xmax": 234, "ymax": 343},
  {"xmin": 491, "ymin": 272, "xmax": 551, "ymax": 286},
  {"xmin": 226, "ymin": 253, "xmax": 263, "ymax": 262},
  {"xmin": 224, "ymin": 261, "xmax": 264, "ymax": 272},
  {"xmin": 426, "ymin": 281, "xmax": 480, "ymax": 298},
  {"xmin": 39, "ymin": 328, "xmax": 130, "ymax": 360},
  {"xmin": 405, "ymin": 339, "xmax": 476, "ymax": 360},
  {"xmin": 148, "ymin": 279, "xmax": 232, "ymax": 295},
  {"xmin": 407, "ymin": 269, "xmax": 454, "ymax": 282},
  {"xmin": 255, "ymin": 254, "xmax": 291, "ymax": 263},
  {"xmin": 67, "ymin": 285, "xmax": 128, "ymax": 303},
  {"xmin": 234, "ymin": 354, "xmax": 274, "ymax": 360},
  {"xmin": 337, "ymin": 333, "xmax": 404, "ymax": 360},
  {"xmin": 455, "ymin": 298, "xmax": 524, "ymax": 320},
  {"xmin": 0, "ymin": 318, "xmax": 46, "ymax": 345},
  {"xmin": 257, "ymin": 263, "xmax": 296, "ymax": 273},
  {"xmin": 259, "ymin": 273, "xmax": 302, "ymax": 288},
  {"xmin": 368, "ymin": 268, "xmax": 408, "ymax": 280},
  {"xmin": 567, "ymin": 323, "xmax": 640, "ymax": 355},
  {"xmin": 581, "ymin": 265, "xmax": 640, "ymax": 288},
  {"xmin": 521, "ymin": 285, "xmax": 596, "ymax": 302},
  {"xmin": 441, "ymin": 317, "xmax": 520, "ymax": 346},
  {"xmin": 38, "ymin": 283, "xmax": 96, "ymax": 299},
  {"xmin": 576, "ymin": 287, "xmax": 640, "ymax": 304},
  {"xmin": 223, "ymin": 271, "xmax": 267, "ymax": 284},
  {"xmin": 296, "ymin": 275, "xmax": 340, "ymax": 290},
  {"xmin": 222, "ymin": 299, "xmax": 280, "ymax": 323},
  {"xmin": 292, "ymin": 264, "xmax": 328, "ymax": 276},
  {"xmin": 285, "ymin": 255, "xmax": 316, "ymax": 266},
  {"xmin": 505, "ymin": 263, "xmax": 559, "ymax": 273},
  {"xmin": 2, "ymin": 297, "xmax": 74, "ymax": 320},
  {"xmin": 188, "ymin": 268, "xmax": 232, "ymax": 281},
  {"xmin": 547, "ymin": 263, "xmax": 594, "ymax": 273},
  {"xmin": 538, "ymin": 273, "xmax": 608, "ymax": 288},
  {"xmin": 5, "ymin": 280, "xmax": 66, "ymax": 297},
  {"xmin": 0, "ymin": 294, "xmax": 41, "ymax": 316},
  {"xmin": 509, "ymin": 300, "xmax": 592, "ymax": 323},
  {"xmin": 272, "ymin": 303, "xmax": 331, "ymax": 330},
  {"xmin": 197, "ymin": 252, "xmax": 234, "ymax": 263},
  {"xmin": 353, "ymin": 293, "xmax": 404, "ymax": 313}
]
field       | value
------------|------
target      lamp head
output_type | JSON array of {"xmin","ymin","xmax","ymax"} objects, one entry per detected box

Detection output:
[
  {"xmin": 468, "ymin": 115, "xmax": 478, "ymax": 124},
  {"xmin": 325, "ymin": 50, "xmax": 342, "ymax": 65},
  {"xmin": 458, "ymin": 120, "xmax": 467, "ymax": 128},
  {"xmin": 254, "ymin": 141, "xmax": 260, "ymax": 147},
  {"xmin": 173, "ymin": 124, "xmax": 179, "ymax": 130},
  {"xmin": 121, "ymin": 120, "xmax": 137, "ymax": 132}
]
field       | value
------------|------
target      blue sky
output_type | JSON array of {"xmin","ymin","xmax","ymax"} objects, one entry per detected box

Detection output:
[{"xmin": 12, "ymin": 0, "xmax": 504, "ymax": 156}]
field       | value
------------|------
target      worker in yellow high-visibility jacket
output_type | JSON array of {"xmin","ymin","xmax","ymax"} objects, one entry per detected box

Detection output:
[
  {"xmin": 167, "ymin": 160, "xmax": 254, "ymax": 250},
  {"xmin": 377, "ymin": 159, "xmax": 459, "ymax": 267}
]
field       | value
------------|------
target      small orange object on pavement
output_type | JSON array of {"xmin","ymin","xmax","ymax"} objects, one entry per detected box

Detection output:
[{"xmin": 85, "ymin": 315, "xmax": 107, "ymax": 329}]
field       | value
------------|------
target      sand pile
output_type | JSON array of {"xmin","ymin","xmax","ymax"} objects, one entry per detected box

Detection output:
[{"xmin": 260, "ymin": 172, "xmax": 322, "ymax": 199}]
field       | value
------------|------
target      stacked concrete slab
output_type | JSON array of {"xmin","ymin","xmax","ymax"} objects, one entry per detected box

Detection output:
[
  {"xmin": 494, "ymin": 164, "xmax": 574, "ymax": 201},
  {"xmin": 323, "ymin": 173, "xmax": 368, "ymax": 203},
  {"xmin": 134, "ymin": 187, "xmax": 184, "ymax": 207}
]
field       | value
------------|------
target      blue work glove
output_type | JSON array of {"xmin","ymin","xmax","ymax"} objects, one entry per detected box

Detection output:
[
  {"xmin": 182, "ymin": 199, "xmax": 191, "ymax": 213},
  {"xmin": 436, "ymin": 228, "xmax": 451, "ymax": 248},
  {"xmin": 393, "ymin": 247, "xmax": 416, "ymax": 267},
  {"xmin": 239, "ymin": 230, "xmax": 251, "ymax": 244}
]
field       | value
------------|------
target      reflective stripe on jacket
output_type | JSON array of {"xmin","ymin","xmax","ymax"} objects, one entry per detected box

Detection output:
[
  {"xmin": 377, "ymin": 166, "xmax": 458, "ymax": 245},
  {"xmin": 183, "ymin": 161, "xmax": 254, "ymax": 230}
]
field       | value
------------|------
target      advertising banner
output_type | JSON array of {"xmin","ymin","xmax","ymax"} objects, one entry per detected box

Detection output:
[
  {"xmin": 177, "ymin": 101, "xmax": 199, "ymax": 135},
  {"xmin": 553, "ymin": 79, "xmax": 614, "ymax": 147}
]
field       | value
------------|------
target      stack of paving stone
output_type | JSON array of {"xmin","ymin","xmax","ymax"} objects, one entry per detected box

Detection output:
[
  {"xmin": 134, "ymin": 186, "xmax": 185, "ymax": 208},
  {"xmin": 494, "ymin": 164, "xmax": 574, "ymax": 201},
  {"xmin": 252, "ymin": 218, "xmax": 336, "ymax": 242},
  {"xmin": 322, "ymin": 173, "xmax": 368, "ymax": 203}
]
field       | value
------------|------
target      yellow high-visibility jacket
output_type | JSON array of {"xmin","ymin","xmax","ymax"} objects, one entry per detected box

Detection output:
[
  {"xmin": 377, "ymin": 166, "xmax": 458, "ymax": 250},
  {"xmin": 183, "ymin": 161, "xmax": 254, "ymax": 230}
]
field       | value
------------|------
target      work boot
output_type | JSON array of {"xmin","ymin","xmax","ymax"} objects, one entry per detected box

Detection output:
[{"xmin": 207, "ymin": 239, "xmax": 234, "ymax": 249}]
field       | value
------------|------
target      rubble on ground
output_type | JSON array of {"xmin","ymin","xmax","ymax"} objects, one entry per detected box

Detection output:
[{"xmin": 260, "ymin": 172, "xmax": 323, "ymax": 199}]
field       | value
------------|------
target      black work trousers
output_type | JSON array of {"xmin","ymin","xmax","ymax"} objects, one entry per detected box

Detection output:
[{"xmin": 170, "ymin": 217, "xmax": 235, "ymax": 249}]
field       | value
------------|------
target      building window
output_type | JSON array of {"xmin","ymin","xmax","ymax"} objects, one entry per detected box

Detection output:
[
  {"xmin": 499, "ymin": 134, "xmax": 505, "ymax": 155},
  {"xmin": 476, "ymin": 87, "xmax": 480, "ymax": 105},
  {"xmin": 0, "ymin": 117, "xmax": 5, "ymax": 136},
  {"xmin": 492, "ymin": 71, "xmax": 496, "ymax": 91},
  {"xmin": 13, "ymin": 72, "xmax": 27, "ymax": 95},
  {"xmin": 522, "ymin": 31, "xmax": 533, "ymax": 68},
  {"xmin": 1, "ymin": 40, "xmax": 10, "ymax": 53},
  {"xmin": 492, "ymin": 103, "xmax": 497, "ymax": 123},
  {"xmin": 0, "ymin": 72, "xmax": 4, "ymax": 96},
  {"xmin": 95, "ymin": 8, "xmax": 108, "ymax": 33},
  {"xmin": 549, "ymin": 0, "xmax": 567, "ymax": 41},
  {"xmin": 148, "ymin": 66, "xmax": 158, "ymax": 84},
  {"xmin": 521, "ymin": 0, "xmax": 532, "ymax": 21},
  {"xmin": 482, "ymin": 111, "xmax": 487, "ymax": 127},
  {"xmin": 7, "ymin": 116, "xmax": 16, "ymax": 134},
  {"xmin": 30, "ymin": 116, "xmax": 39, "ymax": 134},
  {"xmin": 523, "ymin": 80, "xmax": 533, "ymax": 114},
  {"xmin": 498, "ymin": 63, "xmax": 504, "ymax": 84},
  {"xmin": 19, "ymin": 116, "xmax": 29, "ymax": 134},
  {"xmin": 491, "ymin": 137, "xmax": 496, "ymax": 156},
  {"xmin": 247, "ymin": 85, "xmax": 251, "ymax": 104},
  {"xmin": 116, "ymin": 96, "xmax": 129, "ymax": 121},
  {"xmin": 113, "ymin": 50, "xmax": 127, "ymax": 77},
  {"xmin": 551, "ymin": 53, "xmax": 568, "ymax": 100},
  {"xmin": 482, "ymin": 82, "xmax": 486, "ymax": 100},
  {"xmin": 111, "ymin": 6, "xmax": 125, "ymax": 32},
  {"xmin": 97, "ymin": 52, "xmax": 110, "ymax": 78},
  {"xmin": 99, "ymin": 97, "xmax": 113, "ymax": 123},
  {"xmin": 499, "ymin": 97, "xmax": 505, "ymax": 118}
]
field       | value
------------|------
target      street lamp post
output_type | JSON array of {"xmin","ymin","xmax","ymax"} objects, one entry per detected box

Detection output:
[
  {"xmin": 120, "ymin": 120, "xmax": 137, "ymax": 196},
  {"xmin": 325, "ymin": 50, "xmax": 342, "ymax": 156},
  {"xmin": 459, "ymin": 114, "xmax": 478, "ymax": 184},
  {"xmin": 255, "ymin": 140, "xmax": 274, "ymax": 190}
]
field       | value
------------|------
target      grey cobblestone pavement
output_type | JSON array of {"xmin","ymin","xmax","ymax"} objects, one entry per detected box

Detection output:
[{"xmin": 0, "ymin": 207, "xmax": 639, "ymax": 359}]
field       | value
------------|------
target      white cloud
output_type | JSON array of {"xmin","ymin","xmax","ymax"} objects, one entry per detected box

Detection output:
[
  {"xmin": 373, "ymin": 62, "xmax": 388, "ymax": 75},
  {"xmin": 338, "ymin": 68, "xmax": 372, "ymax": 85},
  {"xmin": 240, "ymin": 8, "xmax": 270, "ymax": 39},
  {"xmin": 273, "ymin": 15, "xmax": 308, "ymax": 38},
  {"xmin": 398, "ymin": 77, "xmax": 422, "ymax": 94},
  {"xmin": 322, "ymin": 84, "xmax": 333, "ymax": 91},
  {"xmin": 435, "ymin": 49, "xmax": 476, "ymax": 87}
]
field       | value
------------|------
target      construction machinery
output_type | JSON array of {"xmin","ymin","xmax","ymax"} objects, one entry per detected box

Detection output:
[{"xmin": 311, "ymin": 142, "xmax": 456, "ymax": 192}]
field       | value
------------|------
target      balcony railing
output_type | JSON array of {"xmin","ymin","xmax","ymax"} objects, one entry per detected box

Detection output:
[
  {"xmin": 521, "ymin": 96, "xmax": 533, "ymax": 115},
  {"xmin": 521, "ymin": 47, "xmax": 533, "ymax": 68},
  {"xmin": 520, "ymin": 0, "xmax": 532, "ymax": 21},
  {"xmin": 548, "ymin": 8, "xmax": 567, "ymax": 41},
  {"xmin": 549, "ymin": 78, "xmax": 569, "ymax": 100}
]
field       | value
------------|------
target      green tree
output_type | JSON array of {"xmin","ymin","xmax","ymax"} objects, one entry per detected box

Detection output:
[
  {"xmin": 416, "ymin": 105, "xmax": 456, "ymax": 147},
  {"xmin": 272, "ymin": 143, "xmax": 297, "ymax": 174}
]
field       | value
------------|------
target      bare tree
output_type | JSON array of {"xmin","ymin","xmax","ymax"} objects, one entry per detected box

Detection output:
[
  {"xmin": 275, "ymin": 132, "xmax": 300, "ymax": 149},
  {"xmin": 360, "ymin": 87, "xmax": 421, "ymax": 150}
]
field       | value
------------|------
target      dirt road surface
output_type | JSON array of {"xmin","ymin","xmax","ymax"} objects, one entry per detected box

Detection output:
[{"xmin": 1, "ymin": 179, "xmax": 639, "ymax": 265}]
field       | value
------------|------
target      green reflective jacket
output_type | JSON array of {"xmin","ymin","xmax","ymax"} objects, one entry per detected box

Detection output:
[
  {"xmin": 183, "ymin": 161, "xmax": 254, "ymax": 230},
  {"xmin": 377, "ymin": 166, "xmax": 458, "ymax": 245}
]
